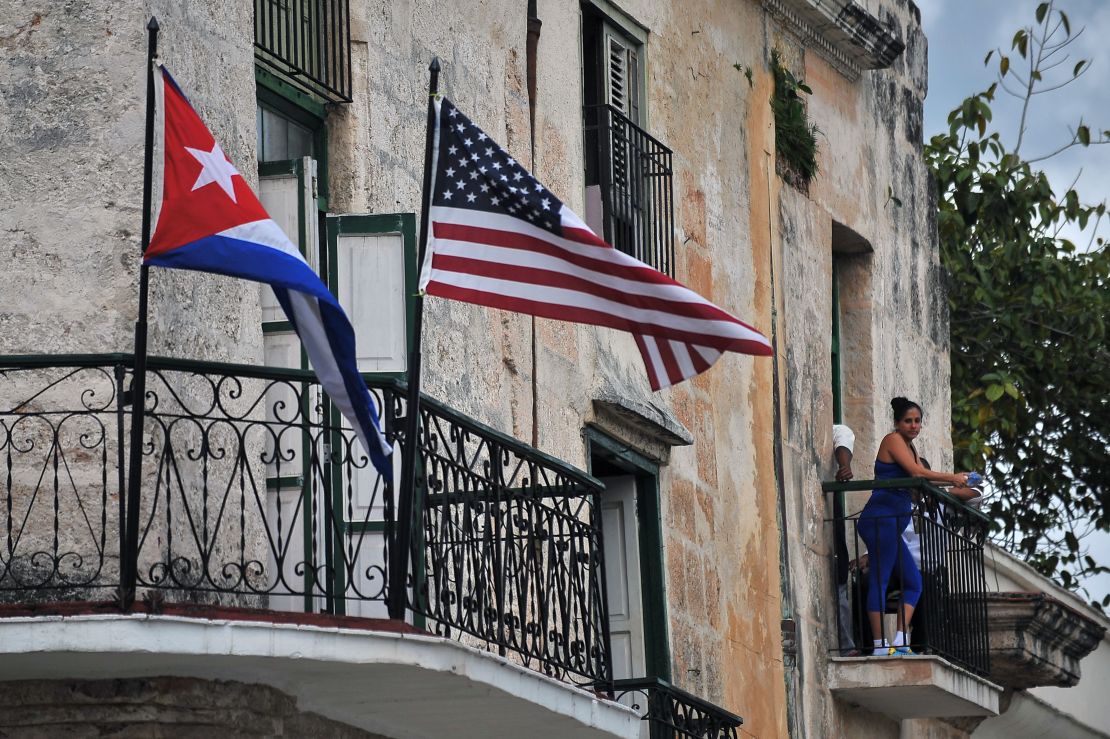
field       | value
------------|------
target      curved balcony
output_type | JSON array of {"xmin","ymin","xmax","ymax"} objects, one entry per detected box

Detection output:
[{"xmin": 0, "ymin": 353, "xmax": 631, "ymax": 736}]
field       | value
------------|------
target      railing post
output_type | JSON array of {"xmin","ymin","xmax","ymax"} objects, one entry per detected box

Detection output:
[
  {"xmin": 388, "ymin": 58, "xmax": 440, "ymax": 620},
  {"xmin": 121, "ymin": 17, "xmax": 160, "ymax": 610},
  {"xmin": 113, "ymin": 363, "xmax": 128, "ymax": 594}
]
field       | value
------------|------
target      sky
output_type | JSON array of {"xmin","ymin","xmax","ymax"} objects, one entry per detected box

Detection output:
[
  {"xmin": 916, "ymin": 0, "xmax": 1110, "ymax": 607},
  {"xmin": 919, "ymin": 0, "xmax": 1110, "ymax": 249}
]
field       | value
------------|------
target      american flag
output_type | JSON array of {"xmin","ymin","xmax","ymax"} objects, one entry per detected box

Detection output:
[{"xmin": 419, "ymin": 97, "xmax": 772, "ymax": 390}]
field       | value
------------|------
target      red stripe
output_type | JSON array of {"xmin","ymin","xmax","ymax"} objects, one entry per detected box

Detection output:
[
  {"xmin": 655, "ymin": 338, "xmax": 683, "ymax": 388},
  {"xmin": 430, "ymin": 253, "xmax": 750, "ymax": 325},
  {"xmin": 433, "ymin": 222, "xmax": 766, "ymax": 335},
  {"xmin": 435, "ymin": 221, "xmax": 679, "ymax": 290},
  {"xmin": 634, "ymin": 334, "xmax": 662, "ymax": 391},
  {"xmin": 424, "ymin": 281, "xmax": 761, "ymax": 351},
  {"xmin": 561, "ymin": 225, "xmax": 611, "ymax": 249},
  {"xmin": 688, "ymin": 344, "xmax": 713, "ymax": 375},
  {"xmin": 428, "ymin": 279, "xmax": 773, "ymax": 357}
]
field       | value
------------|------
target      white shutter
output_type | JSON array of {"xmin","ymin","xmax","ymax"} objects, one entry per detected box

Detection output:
[
  {"xmin": 333, "ymin": 227, "xmax": 408, "ymax": 373},
  {"xmin": 258, "ymin": 157, "xmax": 322, "ymax": 612},
  {"xmin": 602, "ymin": 476, "xmax": 647, "ymax": 681},
  {"xmin": 326, "ymin": 214, "xmax": 413, "ymax": 618},
  {"xmin": 259, "ymin": 157, "xmax": 319, "ymax": 321}
]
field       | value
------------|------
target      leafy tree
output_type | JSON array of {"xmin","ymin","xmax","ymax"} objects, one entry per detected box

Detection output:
[{"xmin": 924, "ymin": 0, "xmax": 1110, "ymax": 606}]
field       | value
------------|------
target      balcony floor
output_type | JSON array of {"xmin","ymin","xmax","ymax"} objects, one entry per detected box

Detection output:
[
  {"xmin": 0, "ymin": 607, "xmax": 639, "ymax": 738},
  {"xmin": 828, "ymin": 654, "xmax": 1002, "ymax": 720}
]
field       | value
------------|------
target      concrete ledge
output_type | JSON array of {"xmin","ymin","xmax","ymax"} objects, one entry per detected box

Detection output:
[
  {"xmin": 0, "ymin": 613, "xmax": 640, "ymax": 739},
  {"xmin": 986, "ymin": 592, "xmax": 1107, "ymax": 690},
  {"xmin": 828, "ymin": 655, "xmax": 1002, "ymax": 720}
]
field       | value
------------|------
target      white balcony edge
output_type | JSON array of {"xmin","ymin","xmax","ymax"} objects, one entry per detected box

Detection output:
[{"xmin": 0, "ymin": 613, "xmax": 641, "ymax": 738}]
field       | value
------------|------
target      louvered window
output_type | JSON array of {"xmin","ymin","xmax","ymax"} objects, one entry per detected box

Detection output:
[{"xmin": 583, "ymin": 9, "xmax": 674, "ymax": 276}]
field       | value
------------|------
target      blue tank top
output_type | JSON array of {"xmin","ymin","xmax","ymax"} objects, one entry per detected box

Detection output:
[{"xmin": 868, "ymin": 458, "xmax": 913, "ymax": 513}]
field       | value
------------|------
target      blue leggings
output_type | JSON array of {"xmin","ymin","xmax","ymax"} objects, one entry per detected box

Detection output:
[{"xmin": 858, "ymin": 506, "xmax": 922, "ymax": 613}]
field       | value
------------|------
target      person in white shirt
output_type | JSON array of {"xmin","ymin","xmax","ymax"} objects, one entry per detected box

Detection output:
[
  {"xmin": 901, "ymin": 457, "xmax": 981, "ymax": 651},
  {"xmin": 832, "ymin": 424, "xmax": 858, "ymax": 655}
]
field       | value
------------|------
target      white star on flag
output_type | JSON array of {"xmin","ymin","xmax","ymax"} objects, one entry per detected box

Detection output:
[{"xmin": 185, "ymin": 142, "xmax": 241, "ymax": 202}]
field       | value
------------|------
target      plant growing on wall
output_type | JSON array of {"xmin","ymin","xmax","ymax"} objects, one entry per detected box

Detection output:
[
  {"xmin": 770, "ymin": 50, "xmax": 820, "ymax": 191},
  {"xmin": 925, "ymin": 1, "xmax": 1110, "ymax": 608}
]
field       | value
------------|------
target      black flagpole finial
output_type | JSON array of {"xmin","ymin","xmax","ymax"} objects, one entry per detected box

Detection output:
[
  {"xmin": 430, "ymin": 57, "xmax": 440, "ymax": 73},
  {"xmin": 147, "ymin": 16, "xmax": 159, "ymax": 31}
]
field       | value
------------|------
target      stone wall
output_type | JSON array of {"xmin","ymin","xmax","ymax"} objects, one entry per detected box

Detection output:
[
  {"xmin": 324, "ymin": 2, "xmax": 790, "ymax": 730},
  {"xmin": 2, "ymin": 0, "xmax": 953, "ymax": 736},
  {"xmin": 0, "ymin": 677, "xmax": 385, "ymax": 738},
  {"xmin": 1, "ymin": 2, "xmax": 268, "ymax": 607},
  {"xmin": 1, "ymin": 0, "xmax": 263, "ymax": 363},
  {"xmin": 768, "ymin": 0, "xmax": 955, "ymax": 736}
]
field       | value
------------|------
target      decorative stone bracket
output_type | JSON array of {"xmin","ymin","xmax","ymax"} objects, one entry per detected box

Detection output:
[
  {"xmin": 985, "ymin": 592, "xmax": 1107, "ymax": 691},
  {"xmin": 761, "ymin": 0, "xmax": 906, "ymax": 81}
]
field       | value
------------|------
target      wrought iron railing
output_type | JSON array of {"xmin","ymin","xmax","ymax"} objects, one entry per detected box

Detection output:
[
  {"xmin": 254, "ymin": 0, "xmax": 353, "ymax": 103},
  {"xmin": 408, "ymin": 394, "xmax": 611, "ymax": 684},
  {"xmin": 823, "ymin": 478, "xmax": 991, "ymax": 676},
  {"xmin": 0, "ymin": 354, "xmax": 609, "ymax": 684},
  {"xmin": 613, "ymin": 678, "xmax": 743, "ymax": 739},
  {"xmin": 584, "ymin": 104, "xmax": 675, "ymax": 276}
]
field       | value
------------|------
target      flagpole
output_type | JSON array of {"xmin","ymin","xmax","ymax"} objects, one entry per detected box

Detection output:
[
  {"xmin": 121, "ymin": 16, "xmax": 159, "ymax": 609},
  {"xmin": 388, "ymin": 57, "xmax": 440, "ymax": 621}
]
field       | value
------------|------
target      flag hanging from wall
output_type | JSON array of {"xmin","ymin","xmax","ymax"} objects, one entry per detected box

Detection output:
[
  {"xmin": 145, "ymin": 66, "xmax": 392, "ymax": 478},
  {"xmin": 418, "ymin": 98, "xmax": 773, "ymax": 391}
]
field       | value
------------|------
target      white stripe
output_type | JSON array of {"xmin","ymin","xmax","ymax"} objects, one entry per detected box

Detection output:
[
  {"xmin": 430, "ymin": 269, "xmax": 767, "ymax": 343},
  {"xmin": 433, "ymin": 206, "xmax": 654, "ymax": 274},
  {"xmin": 639, "ymin": 335, "xmax": 669, "ymax": 387},
  {"xmin": 429, "ymin": 237, "xmax": 715, "ymax": 306},
  {"xmin": 286, "ymin": 291, "xmax": 379, "ymax": 457},
  {"xmin": 670, "ymin": 340, "xmax": 696, "ymax": 380},
  {"xmin": 219, "ymin": 219, "xmax": 308, "ymax": 265},
  {"xmin": 692, "ymin": 344, "xmax": 723, "ymax": 365}
]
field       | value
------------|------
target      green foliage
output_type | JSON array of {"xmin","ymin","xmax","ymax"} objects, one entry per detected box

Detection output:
[
  {"xmin": 770, "ymin": 50, "xmax": 819, "ymax": 191},
  {"xmin": 734, "ymin": 62, "xmax": 754, "ymax": 89},
  {"xmin": 925, "ymin": 1, "xmax": 1110, "ymax": 608}
]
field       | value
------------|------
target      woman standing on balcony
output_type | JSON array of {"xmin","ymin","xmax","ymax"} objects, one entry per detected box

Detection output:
[{"xmin": 859, "ymin": 397, "xmax": 971, "ymax": 656}]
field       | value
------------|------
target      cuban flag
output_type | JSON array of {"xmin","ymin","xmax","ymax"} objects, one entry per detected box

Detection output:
[{"xmin": 146, "ymin": 66, "xmax": 392, "ymax": 479}]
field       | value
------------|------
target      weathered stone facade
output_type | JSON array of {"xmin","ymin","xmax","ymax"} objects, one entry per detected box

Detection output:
[
  {"xmin": 2, "ymin": 0, "xmax": 966, "ymax": 736},
  {"xmin": 0, "ymin": 677, "xmax": 386, "ymax": 738}
]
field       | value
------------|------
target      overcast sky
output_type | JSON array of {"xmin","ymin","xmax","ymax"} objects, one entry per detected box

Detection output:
[
  {"xmin": 916, "ymin": 0, "xmax": 1110, "ymax": 607},
  {"xmin": 919, "ymin": 0, "xmax": 1110, "ymax": 248}
]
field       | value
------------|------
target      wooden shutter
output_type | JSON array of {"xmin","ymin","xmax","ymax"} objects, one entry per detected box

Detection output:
[
  {"xmin": 602, "ymin": 24, "xmax": 641, "ymax": 124},
  {"xmin": 323, "ymin": 213, "xmax": 416, "ymax": 618},
  {"xmin": 258, "ymin": 156, "xmax": 322, "ymax": 613},
  {"xmin": 602, "ymin": 475, "xmax": 647, "ymax": 681},
  {"xmin": 326, "ymin": 214, "xmax": 413, "ymax": 375}
]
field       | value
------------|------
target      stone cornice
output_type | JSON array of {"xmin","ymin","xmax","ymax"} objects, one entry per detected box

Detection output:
[
  {"xmin": 986, "ymin": 592, "xmax": 1107, "ymax": 690},
  {"xmin": 761, "ymin": 0, "xmax": 906, "ymax": 81}
]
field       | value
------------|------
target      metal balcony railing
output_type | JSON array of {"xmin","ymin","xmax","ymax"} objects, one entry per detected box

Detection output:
[
  {"xmin": 254, "ymin": 0, "xmax": 352, "ymax": 103},
  {"xmin": 0, "ymin": 354, "xmax": 609, "ymax": 685},
  {"xmin": 584, "ymin": 104, "xmax": 675, "ymax": 276},
  {"xmin": 823, "ymin": 478, "xmax": 991, "ymax": 676},
  {"xmin": 613, "ymin": 678, "xmax": 743, "ymax": 739}
]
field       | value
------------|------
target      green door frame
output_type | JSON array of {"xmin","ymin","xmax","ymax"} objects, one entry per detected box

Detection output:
[{"xmin": 585, "ymin": 425, "xmax": 672, "ymax": 681}]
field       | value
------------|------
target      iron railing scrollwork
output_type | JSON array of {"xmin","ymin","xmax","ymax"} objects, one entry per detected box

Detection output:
[
  {"xmin": 0, "ymin": 354, "xmax": 610, "ymax": 686},
  {"xmin": 408, "ymin": 395, "xmax": 611, "ymax": 684},
  {"xmin": 254, "ymin": 0, "xmax": 353, "ymax": 103},
  {"xmin": 613, "ymin": 678, "xmax": 743, "ymax": 739},
  {"xmin": 584, "ymin": 103, "xmax": 675, "ymax": 276},
  {"xmin": 824, "ymin": 478, "xmax": 991, "ymax": 676}
]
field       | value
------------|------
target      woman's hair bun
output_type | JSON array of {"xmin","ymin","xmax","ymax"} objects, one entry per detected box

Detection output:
[{"xmin": 891, "ymin": 396, "xmax": 923, "ymax": 421}]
